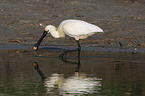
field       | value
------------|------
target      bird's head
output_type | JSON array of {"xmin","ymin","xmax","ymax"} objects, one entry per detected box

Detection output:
[
  {"xmin": 45, "ymin": 25, "xmax": 60, "ymax": 38},
  {"xmin": 33, "ymin": 25, "xmax": 60, "ymax": 51},
  {"xmin": 44, "ymin": 25, "xmax": 55, "ymax": 33}
]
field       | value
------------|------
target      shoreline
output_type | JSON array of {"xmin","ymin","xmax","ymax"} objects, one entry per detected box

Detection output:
[
  {"xmin": 1, "ymin": 0, "xmax": 145, "ymax": 51},
  {"xmin": 0, "ymin": 44, "xmax": 145, "ymax": 53}
]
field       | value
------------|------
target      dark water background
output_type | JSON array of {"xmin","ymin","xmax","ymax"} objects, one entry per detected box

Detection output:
[{"xmin": 0, "ymin": 49, "xmax": 145, "ymax": 96}]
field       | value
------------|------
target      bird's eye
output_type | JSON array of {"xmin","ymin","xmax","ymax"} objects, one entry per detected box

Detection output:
[{"xmin": 44, "ymin": 30, "xmax": 49, "ymax": 33}]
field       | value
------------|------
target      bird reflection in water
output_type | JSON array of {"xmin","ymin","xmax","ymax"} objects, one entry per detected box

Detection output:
[{"xmin": 33, "ymin": 49, "xmax": 102, "ymax": 95}]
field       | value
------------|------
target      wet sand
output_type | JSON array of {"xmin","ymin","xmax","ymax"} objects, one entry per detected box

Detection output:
[{"xmin": 0, "ymin": 0, "xmax": 145, "ymax": 49}]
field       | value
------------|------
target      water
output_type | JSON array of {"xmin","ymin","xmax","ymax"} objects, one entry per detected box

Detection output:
[{"xmin": 0, "ymin": 49, "xmax": 145, "ymax": 96}]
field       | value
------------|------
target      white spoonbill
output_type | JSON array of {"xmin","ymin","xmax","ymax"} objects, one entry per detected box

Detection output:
[{"xmin": 33, "ymin": 19, "xmax": 104, "ymax": 51}]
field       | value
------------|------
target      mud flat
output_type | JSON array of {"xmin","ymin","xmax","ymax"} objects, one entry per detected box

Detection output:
[{"xmin": 0, "ymin": 0, "xmax": 145, "ymax": 50}]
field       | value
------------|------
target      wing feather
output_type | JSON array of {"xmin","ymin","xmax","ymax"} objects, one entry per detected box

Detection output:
[{"xmin": 59, "ymin": 19, "xmax": 103, "ymax": 39}]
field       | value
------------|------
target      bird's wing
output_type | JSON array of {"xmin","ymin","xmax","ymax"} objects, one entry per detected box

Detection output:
[
  {"xmin": 62, "ymin": 21, "xmax": 93, "ymax": 37},
  {"xmin": 62, "ymin": 20, "xmax": 103, "ymax": 37}
]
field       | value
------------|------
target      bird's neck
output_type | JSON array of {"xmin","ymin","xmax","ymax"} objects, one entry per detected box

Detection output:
[
  {"xmin": 57, "ymin": 26, "xmax": 65, "ymax": 37},
  {"xmin": 49, "ymin": 27, "xmax": 61, "ymax": 38},
  {"xmin": 49, "ymin": 25, "xmax": 65, "ymax": 38}
]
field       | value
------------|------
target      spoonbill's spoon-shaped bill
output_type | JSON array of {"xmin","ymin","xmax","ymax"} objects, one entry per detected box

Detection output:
[{"xmin": 33, "ymin": 19, "xmax": 104, "ymax": 51}]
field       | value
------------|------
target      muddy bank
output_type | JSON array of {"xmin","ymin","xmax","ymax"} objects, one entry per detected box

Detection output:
[{"xmin": 0, "ymin": 0, "xmax": 145, "ymax": 49}]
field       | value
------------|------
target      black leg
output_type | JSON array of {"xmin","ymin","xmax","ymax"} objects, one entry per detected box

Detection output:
[
  {"xmin": 75, "ymin": 49, "xmax": 81, "ymax": 72},
  {"xmin": 59, "ymin": 40, "xmax": 81, "ymax": 72},
  {"xmin": 59, "ymin": 49, "xmax": 81, "ymax": 72},
  {"xmin": 76, "ymin": 40, "xmax": 81, "ymax": 60},
  {"xmin": 59, "ymin": 40, "xmax": 81, "ymax": 59},
  {"xmin": 76, "ymin": 40, "xmax": 81, "ymax": 51}
]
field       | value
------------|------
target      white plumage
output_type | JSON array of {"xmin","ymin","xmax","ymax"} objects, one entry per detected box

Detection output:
[
  {"xmin": 33, "ymin": 19, "xmax": 104, "ymax": 51},
  {"xmin": 45, "ymin": 19, "xmax": 103, "ymax": 40},
  {"xmin": 44, "ymin": 73, "xmax": 102, "ymax": 95}
]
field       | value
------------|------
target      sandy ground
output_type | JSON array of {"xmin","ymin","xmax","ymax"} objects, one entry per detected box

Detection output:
[{"xmin": 0, "ymin": 0, "xmax": 145, "ymax": 49}]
